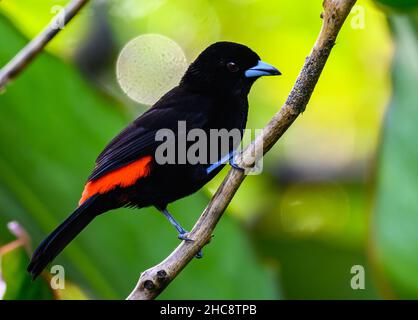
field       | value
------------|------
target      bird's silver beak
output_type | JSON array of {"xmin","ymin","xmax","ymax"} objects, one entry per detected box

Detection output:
[{"xmin": 245, "ymin": 60, "xmax": 281, "ymax": 78}]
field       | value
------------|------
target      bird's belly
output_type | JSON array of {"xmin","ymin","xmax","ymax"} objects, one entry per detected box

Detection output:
[{"xmin": 127, "ymin": 163, "xmax": 215, "ymax": 208}]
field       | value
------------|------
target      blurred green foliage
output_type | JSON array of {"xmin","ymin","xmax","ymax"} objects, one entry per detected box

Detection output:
[
  {"xmin": 2, "ymin": 247, "xmax": 54, "ymax": 299},
  {"xmin": 0, "ymin": 0, "xmax": 417, "ymax": 300},
  {"xmin": 375, "ymin": 0, "xmax": 418, "ymax": 10},
  {"xmin": 373, "ymin": 14, "xmax": 418, "ymax": 299}
]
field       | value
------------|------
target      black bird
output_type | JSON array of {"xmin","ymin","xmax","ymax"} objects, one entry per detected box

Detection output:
[{"xmin": 27, "ymin": 41, "xmax": 280, "ymax": 279}]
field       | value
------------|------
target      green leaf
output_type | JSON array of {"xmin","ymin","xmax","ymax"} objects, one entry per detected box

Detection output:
[
  {"xmin": 373, "ymin": 14, "xmax": 418, "ymax": 298},
  {"xmin": 0, "ymin": 14, "xmax": 277, "ymax": 299}
]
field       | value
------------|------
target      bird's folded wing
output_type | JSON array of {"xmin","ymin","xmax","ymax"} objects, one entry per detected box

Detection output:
[{"xmin": 88, "ymin": 102, "xmax": 211, "ymax": 182}]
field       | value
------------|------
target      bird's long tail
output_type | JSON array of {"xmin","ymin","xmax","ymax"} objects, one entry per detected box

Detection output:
[{"xmin": 27, "ymin": 195, "xmax": 103, "ymax": 279}]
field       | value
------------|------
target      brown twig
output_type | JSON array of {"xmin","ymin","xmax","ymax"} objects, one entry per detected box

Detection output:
[
  {"xmin": 0, "ymin": 0, "xmax": 89, "ymax": 90},
  {"xmin": 127, "ymin": 0, "xmax": 357, "ymax": 300},
  {"xmin": 0, "ymin": 221, "xmax": 32, "ymax": 255}
]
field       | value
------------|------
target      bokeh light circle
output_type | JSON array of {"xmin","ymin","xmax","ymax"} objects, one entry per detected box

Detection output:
[{"xmin": 116, "ymin": 34, "xmax": 188, "ymax": 105}]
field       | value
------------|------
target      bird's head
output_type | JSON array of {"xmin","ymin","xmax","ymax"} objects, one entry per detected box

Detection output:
[{"xmin": 181, "ymin": 41, "xmax": 281, "ymax": 95}]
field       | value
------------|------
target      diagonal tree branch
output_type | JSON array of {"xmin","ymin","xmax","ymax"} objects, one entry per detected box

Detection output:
[
  {"xmin": 0, "ymin": 0, "xmax": 89, "ymax": 90},
  {"xmin": 127, "ymin": 0, "xmax": 357, "ymax": 300}
]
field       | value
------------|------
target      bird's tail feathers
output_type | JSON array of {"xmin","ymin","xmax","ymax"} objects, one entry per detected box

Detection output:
[{"xmin": 27, "ymin": 195, "xmax": 102, "ymax": 280}]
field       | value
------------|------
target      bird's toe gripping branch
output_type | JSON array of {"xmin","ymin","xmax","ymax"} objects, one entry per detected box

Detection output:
[
  {"xmin": 177, "ymin": 232, "xmax": 193, "ymax": 242},
  {"xmin": 206, "ymin": 151, "xmax": 245, "ymax": 174},
  {"xmin": 159, "ymin": 207, "xmax": 203, "ymax": 259},
  {"xmin": 229, "ymin": 154, "xmax": 245, "ymax": 172},
  {"xmin": 177, "ymin": 233, "xmax": 203, "ymax": 258}
]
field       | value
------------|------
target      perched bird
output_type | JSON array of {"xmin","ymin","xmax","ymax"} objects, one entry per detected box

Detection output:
[{"xmin": 27, "ymin": 41, "xmax": 280, "ymax": 279}]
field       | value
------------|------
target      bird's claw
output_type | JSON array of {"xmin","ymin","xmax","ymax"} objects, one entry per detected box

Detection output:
[
  {"xmin": 229, "ymin": 152, "xmax": 245, "ymax": 172},
  {"xmin": 230, "ymin": 161, "xmax": 245, "ymax": 172},
  {"xmin": 195, "ymin": 250, "xmax": 203, "ymax": 259},
  {"xmin": 230, "ymin": 158, "xmax": 245, "ymax": 172},
  {"xmin": 178, "ymin": 232, "xmax": 194, "ymax": 242},
  {"xmin": 178, "ymin": 232, "xmax": 203, "ymax": 258}
]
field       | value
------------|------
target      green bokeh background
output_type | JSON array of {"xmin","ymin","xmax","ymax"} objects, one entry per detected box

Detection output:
[{"xmin": 0, "ymin": 0, "xmax": 417, "ymax": 299}]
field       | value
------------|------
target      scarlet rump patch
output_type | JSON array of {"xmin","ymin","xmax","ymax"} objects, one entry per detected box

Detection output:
[{"xmin": 79, "ymin": 156, "xmax": 153, "ymax": 205}]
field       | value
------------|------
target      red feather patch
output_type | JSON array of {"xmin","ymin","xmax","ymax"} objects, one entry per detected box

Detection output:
[{"xmin": 79, "ymin": 156, "xmax": 153, "ymax": 205}]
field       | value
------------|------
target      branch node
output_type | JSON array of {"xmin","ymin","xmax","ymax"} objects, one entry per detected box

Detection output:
[
  {"xmin": 156, "ymin": 270, "xmax": 169, "ymax": 282},
  {"xmin": 143, "ymin": 280, "xmax": 155, "ymax": 291}
]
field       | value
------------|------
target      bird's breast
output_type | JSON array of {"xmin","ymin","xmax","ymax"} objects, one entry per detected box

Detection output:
[{"xmin": 211, "ymin": 95, "xmax": 249, "ymax": 131}]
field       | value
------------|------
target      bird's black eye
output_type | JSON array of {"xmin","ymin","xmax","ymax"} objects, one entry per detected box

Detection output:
[{"xmin": 226, "ymin": 62, "xmax": 239, "ymax": 73}]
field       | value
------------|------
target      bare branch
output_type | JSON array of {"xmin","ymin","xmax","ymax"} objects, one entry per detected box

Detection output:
[
  {"xmin": 0, "ymin": 0, "xmax": 89, "ymax": 90},
  {"xmin": 127, "ymin": 0, "xmax": 357, "ymax": 300}
]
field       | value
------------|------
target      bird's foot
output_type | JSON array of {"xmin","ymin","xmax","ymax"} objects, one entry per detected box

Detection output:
[
  {"xmin": 178, "ymin": 232, "xmax": 203, "ymax": 259},
  {"xmin": 178, "ymin": 232, "xmax": 194, "ymax": 242},
  {"xmin": 229, "ymin": 154, "xmax": 245, "ymax": 172},
  {"xmin": 230, "ymin": 161, "xmax": 245, "ymax": 172},
  {"xmin": 158, "ymin": 207, "xmax": 203, "ymax": 258}
]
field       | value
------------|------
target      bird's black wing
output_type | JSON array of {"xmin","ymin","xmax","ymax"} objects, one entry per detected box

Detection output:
[{"xmin": 88, "ymin": 87, "xmax": 212, "ymax": 181}]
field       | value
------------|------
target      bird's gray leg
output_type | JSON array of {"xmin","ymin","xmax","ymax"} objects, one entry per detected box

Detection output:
[
  {"xmin": 157, "ymin": 207, "xmax": 203, "ymax": 258},
  {"xmin": 160, "ymin": 207, "xmax": 188, "ymax": 237}
]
